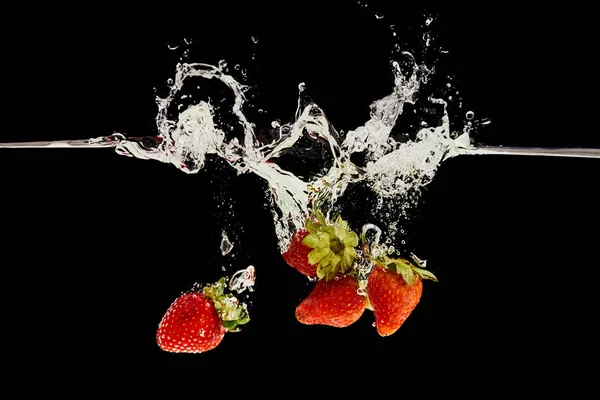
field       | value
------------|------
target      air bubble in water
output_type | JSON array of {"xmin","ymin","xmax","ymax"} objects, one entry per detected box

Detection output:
[
  {"xmin": 218, "ymin": 59, "xmax": 228, "ymax": 69},
  {"xmin": 234, "ymin": 64, "xmax": 241, "ymax": 70},
  {"xmin": 466, "ymin": 111, "xmax": 475, "ymax": 120},
  {"xmin": 375, "ymin": 12, "xmax": 384, "ymax": 19},
  {"xmin": 271, "ymin": 120, "xmax": 281, "ymax": 128},
  {"xmin": 220, "ymin": 232, "xmax": 234, "ymax": 255},
  {"xmin": 251, "ymin": 36, "xmax": 259, "ymax": 43},
  {"xmin": 298, "ymin": 82, "xmax": 306, "ymax": 92},
  {"xmin": 425, "ymin": 17, "xmax": 433, "ymax": 26},
  {"xmin": 167, "ymin": 78, "xmax": 174, "ymax": 86}
]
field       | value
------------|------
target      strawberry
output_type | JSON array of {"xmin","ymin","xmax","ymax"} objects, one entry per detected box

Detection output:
[
  {"xmin": 282, "ymin": 210, "xmax": 359, "ymax": 281},
  {"xmin": 366, "ymin": 257, "xmax": 437, "ymax": 337},
  {"xmin": 295, "ymin": 274, "xmax": 366, "ymax": 327},
  {"xmin": 156, "ymin": 278, "xmax": 249, "ymax": 353},
  {"xmin": 282, "ymin": 229, "xmax": 317, "ymax": 277}
]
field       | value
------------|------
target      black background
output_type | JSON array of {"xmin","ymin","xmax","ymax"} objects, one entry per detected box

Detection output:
[{"xmin": 2, "ymin": 1, "xmax": 598, "ymax": 388}]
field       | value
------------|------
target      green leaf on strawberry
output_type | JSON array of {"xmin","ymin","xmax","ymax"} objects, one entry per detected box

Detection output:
[
  {"xmin": 203, "ymin": 278, "xmax": 250, "ymax": 332},
  {"xmin": 302, "ymin": 210, "xmax": 359, "ymax": 281},
  {"xmin": 384, "ymin": 255, "xmax": 438, "ymax": 285}
]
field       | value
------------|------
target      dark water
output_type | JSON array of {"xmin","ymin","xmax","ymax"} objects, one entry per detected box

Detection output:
[{"xmin": 2, "ymin": 1, "xmax": 598, "ymax": 389}]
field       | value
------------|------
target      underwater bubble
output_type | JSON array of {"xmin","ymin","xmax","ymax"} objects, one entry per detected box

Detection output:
[
  {"xmin": 220, "ymin": 232, "xmax": 234, "ymax": 255},
  {"xmin": 466, "ymin": 111, "xmax": 475, "ymax": 120}
]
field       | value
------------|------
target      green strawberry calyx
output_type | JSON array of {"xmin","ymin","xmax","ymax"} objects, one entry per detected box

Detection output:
[
  {"xmin": 360, "ymin": 230, "xmax": 438, "ymax": 286},
  {"xmin": 383, "ymin": 254, "xmax": 438, "ymax": 286},
  {"xmin": 203, "ymin": 278, "xmax": 250, "ymax": 332},
  {"xmin": 302, "ymin": 210, "xmax": 359, "ymax": 281}
]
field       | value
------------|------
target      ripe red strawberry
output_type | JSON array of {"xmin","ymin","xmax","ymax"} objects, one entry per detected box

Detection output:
[
  {"xmin": 157, "ymin": 292, "xmax": 226, "ymax": 353},
  {"xmin": 282, "ymin": 229, "xmax": 317, "ymax": 277},
  {"xmin": 156, "ymin": 278, "xmax": 250, "ymax": 353},
  {"xmin": 366, "ymin": 258, "xmax": 436, "ymax": 337},
  {"xmin": 282, "ymin": 211, "xmax": 359, "ymax": 280},
  {"xmin": 295, "ymin": 274, "xmax": 366, "ymax": 327}
]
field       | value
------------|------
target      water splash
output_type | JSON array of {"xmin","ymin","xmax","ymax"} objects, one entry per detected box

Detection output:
[
  {"xmin": 229, "ymin": 266, "xmax": 256, "ymax": 294},
  {"xmin": 51, "ymin": 51, "xmax": 597, "ymax": 255}
]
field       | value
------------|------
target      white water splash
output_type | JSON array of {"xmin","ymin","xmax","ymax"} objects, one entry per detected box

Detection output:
[
  {"xmin": 112, "ymin": 53, "xmax": 473, "ymax": 253},
  {"xmin": 229, "ymin": 266, "xmax": 256, "ymax": 294}
]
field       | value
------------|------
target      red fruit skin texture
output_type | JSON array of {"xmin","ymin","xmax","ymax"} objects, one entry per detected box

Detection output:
[
  {"xmin": 296, "ymin": 275, "xmax": 367, "ymax": 328},
  {"xmin": 366, "ymin": 265, "xmax": 423, "ymax": 337},
  {"xmin": 282, "ymin": 230, "xmax": 318, "ymax": 278},
  {"xmin": 156, "ymin": 292, "xmax": 226, "ymax": 353}
]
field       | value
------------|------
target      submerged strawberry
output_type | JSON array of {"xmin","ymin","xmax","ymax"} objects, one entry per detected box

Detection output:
[
  {"xmin": 295, "ymin": 274, "xmax": 366, "ymax": 328},
  {"xmin": 283, "ymin": 210, "xmax": 359, "ymax": 280},
  {"xmin": 282, "ymin": 229, "xmax": 317, "ymax": 277},
  {"xmin": 156, "ymin": 278, "xmax": 249, "ymax": 353},
  {"xmin": 366, "ymin": 257, "xmax": 437, "ymax": 337}
]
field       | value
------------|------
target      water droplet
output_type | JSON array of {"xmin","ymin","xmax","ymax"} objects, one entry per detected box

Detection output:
[
  {"xmin": 375, "ymin": 12, "xmax": 384, "ymax": 19},
  {"xmin": 372, "ymin": 322, "xmax": 377, "ymax": 327},
  {"xmin": 221, "ymin": 266, "xmax": 226, "ymax": 271},
  {"xmin": 218, "ymin": 59, "xmax": 228, "ymax": 69},
  {"xmin": 167, "ymin": 78, "xmax": 174, "ymax": 86},
  {"xmin": 271, "ymin": 120, "xmax": 281, "ymax": 128},
  {"xmin": 446, "ymin": 83, "xmax": 452, "ymax": 88},
  {"xmin": 298, "ymin": 82, "xmax": 306, "ymax": 92},
  {"xmin": 466, "ymin": 111, "xmax": 475, "ymax": 120},
  {"xmin": 401, "ymin": 240, "xmax": 406, "ymax": 245},
  {"xmin": 241, "ymin": 68, "xmax": 247, "ymax": 76},
  {"xmin": 167, "ymin": 44, "xmax": 180, "ymax": 50},
  {"xmin": 251, "ymin": 36, "xmax": 259, "ymax": 43},
  {"xmin": 234, "ymin": 64, "xmax": 241, "ymax": 70},
  {"xmin": 394, "ymin": 43, "xmax": 401, "ymax": 52},
  {"xmin": 220, "ymin": 232, "xmax": 234, "ymax": 255},
  {"xmin": 425, "ymin": 17, "xmax": 434, "ymax": 26}
]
